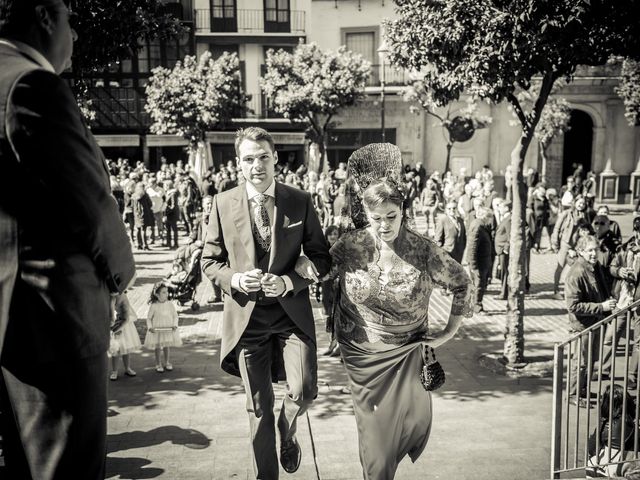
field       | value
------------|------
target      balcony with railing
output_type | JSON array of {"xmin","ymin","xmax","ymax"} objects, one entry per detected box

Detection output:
[
  {"xmin": 195, "ymin": 8, "xmax": 305, "ymax": 35},
  {"xmin": 366, "ymin": 64, "xmax": 412, "ymax": 88}
]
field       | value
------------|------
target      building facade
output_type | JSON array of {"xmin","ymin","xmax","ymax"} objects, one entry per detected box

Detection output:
[
  {"xmin": 84, "ymin": 0, "xmax": 640, "ymax": 202},
  {"xmin": 309, "ymin": 0, "xmax": 640, "ymax": 203}
]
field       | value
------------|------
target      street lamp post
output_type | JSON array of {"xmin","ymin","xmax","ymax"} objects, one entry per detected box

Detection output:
[{"xmin": 377, "ymin": 40, "xmax": 389, "ymax": 143}]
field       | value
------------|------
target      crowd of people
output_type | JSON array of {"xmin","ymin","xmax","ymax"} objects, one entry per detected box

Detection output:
[{"xmin": 107, "ymin": 150, "xmax": 619, "ymax": 318}]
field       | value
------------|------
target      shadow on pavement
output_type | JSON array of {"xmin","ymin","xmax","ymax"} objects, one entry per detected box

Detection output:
[
  {"xmin": 438, "ymin": 337, "xmax": 553, "ymax": 401},
  {"xmin": 106, "ymin": 457, "xmax": 164, "ymax": 479},
  {"xmin": 108, "ymin": 425, "xmax": 210, "ymax": 453},
  {"xmin": 108, "ymin": 341, "xmax": 246, "ymax": 411},
  {"xmin": 106, "ymin": 426, "xmax": 210, "ymax": 479}
]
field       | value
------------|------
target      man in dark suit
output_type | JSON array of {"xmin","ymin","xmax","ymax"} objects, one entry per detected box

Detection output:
[
  {"xmin": 467, "ymin": 206, "xmax": 494, "ymax": 313},
  {"xmin": 494, "ymin": 201, "xmax": 512, "ymax": 300},
  {"xmin": 188, "ymin": 195, "xmax": 222, "ymax": 303},
  {"xmin": 202, "ymin": 127, "xmax": 331, "ymax": 478},
  {"xmin": 434, "ymin": 200, "xmax": 466, "ymax": 263},
  {"xmin": 0, "ymin": 1, "xmax": 136, "ymax": 478}
]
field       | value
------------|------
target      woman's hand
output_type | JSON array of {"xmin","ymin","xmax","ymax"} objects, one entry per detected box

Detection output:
[
  {"xmin": 425, "ymin": 331, "xmax": 453, "ymax": 349},
  {"xmin": 295, "ymin": 255, "xmax": 319, "ymax": 282},
  {"xmin": 426, "ymin": 316, "xmax": 462, "ymax": 349},
  {"xmin": 149, "ymin": 327, "xmax": 155, "ymax": 333}
]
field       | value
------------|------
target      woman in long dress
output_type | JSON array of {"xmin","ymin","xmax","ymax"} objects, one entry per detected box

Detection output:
[{"xmin": 329, "ymin": 177, "xmax": 473, "ymax": 479}]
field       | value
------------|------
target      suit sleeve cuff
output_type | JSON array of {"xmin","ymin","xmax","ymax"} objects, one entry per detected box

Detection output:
[
  {"xmin": 231, "ymin": 273, "xmax": 244, "ymax": 293},
  {"xmin": 281, "ymin": 275, "xmax": 293, "ymax": 296}
]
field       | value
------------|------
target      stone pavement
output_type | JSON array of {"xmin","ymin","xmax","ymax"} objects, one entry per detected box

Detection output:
[{"xmin": 105, "ymin": 212, "xmax": 634, "ymax": 480}]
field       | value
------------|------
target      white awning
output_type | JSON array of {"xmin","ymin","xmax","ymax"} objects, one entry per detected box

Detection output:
[
  {"xmin": 95, "ymin": 134, "xmax": 140, "ymax": 147},
  {"xmin": 146, "ymin": 135, "xmax": 189, "ymax": 147}
]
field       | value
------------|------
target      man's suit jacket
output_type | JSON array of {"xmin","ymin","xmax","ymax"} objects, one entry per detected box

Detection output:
[
  {"xmin": 466, "ymin": 218, "xmax": 493, "ymax": 272},
  {"xmin": 495, "ymin": 215, "xmax": 511, "ymax": 255},
  {"xmin": 201, "ymin": 182, "xmax": 331, "ymax": 378},
  {"xmin": 434, "ymin": 214, "xmax": 466, "ymax": 263},
  {"xmin": 0, "ymin": 44, "xmax": 135, "ymax": 364}
]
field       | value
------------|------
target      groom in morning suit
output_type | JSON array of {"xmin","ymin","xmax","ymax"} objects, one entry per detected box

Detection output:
[{"xmin": 201, "ymin": 127, "xmax": 331, "ymax": 478}]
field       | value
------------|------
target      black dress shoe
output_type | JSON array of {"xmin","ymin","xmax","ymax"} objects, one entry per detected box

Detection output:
[{"xmin": 280, "ymin": 436, "xmax": 301, "ymax": 474}]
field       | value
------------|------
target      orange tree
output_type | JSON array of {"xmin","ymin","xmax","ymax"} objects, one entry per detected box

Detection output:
[
  {"xmin": 261, "ymin": 43, "xmax": 371, "ymax": 171},
  {"xmin": 386, "ymin": 0, "xmax": 640, "ymax": 364}
]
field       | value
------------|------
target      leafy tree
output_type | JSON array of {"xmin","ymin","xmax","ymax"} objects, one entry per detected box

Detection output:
[
  {"xmin": 68, "ymin": 0, "xmax": 186, "ymax": 123},
  {"xmin": 616, "ymin": 59, "xmax": 640, "ymax": 127},
  {"xmin": 70, "ymin": 0, "xmax": 186, "ymax": 77},
  {"xmin": 145, "ymin": 51, "xmax": 249, "ymax": 152},
  {"xmin": 260, "ymin": 43, "xmax": 371, "ymax": 171},
  {"xmin": 403, "ymin": 80, "xmax": 492, "ymax": 172},
  {"xmin": 386, "ymin": 0, "xmax": 640, "ymax": 365}
]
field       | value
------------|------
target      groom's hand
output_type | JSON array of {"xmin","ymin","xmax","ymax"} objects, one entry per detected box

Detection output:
[
  {"xmin": 239, "ymin": 269, "xmax": 263, "ymax": 293},
  {"xmin": 260, "ymin": 273, "xmax": 286, "ymax": 297}
]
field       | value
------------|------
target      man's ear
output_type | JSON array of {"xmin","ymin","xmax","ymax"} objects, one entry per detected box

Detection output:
[
  {"xmin": 235, "ymin": 156, "xmax": 241, "ymax": 169},
  {"xmin": 273, "ymin": 152, "xmax": 278, "ymax": 165},
  {"xmin": 34, "ymin": 5, "xmax": 55, "ymax": 35}
]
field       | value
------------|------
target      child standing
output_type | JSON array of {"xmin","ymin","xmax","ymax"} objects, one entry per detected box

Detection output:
[
  {"xmin": 144, "ymin": 282, "xmax": 182, "ymax": 372},
  {"xmin": 109, "ymin": 292, "xmax": 142, "ymax": 380}
]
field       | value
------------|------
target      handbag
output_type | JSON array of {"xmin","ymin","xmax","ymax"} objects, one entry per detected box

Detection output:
[{"xmin": 420, "ymin": 345, "xmax": 446, "ymax": 391}]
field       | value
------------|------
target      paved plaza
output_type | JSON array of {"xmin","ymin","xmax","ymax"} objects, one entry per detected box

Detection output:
[{"xmin": 105, "ymin": 211, "xmax": 634, "ymax": 480}]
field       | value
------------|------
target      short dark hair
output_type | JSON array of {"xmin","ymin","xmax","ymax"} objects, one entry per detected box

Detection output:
[
  {"xmin": 362, "ymin": 178, "xmax": 405, "ymax": 210},
  {"xmin": 0, "ymin": 0, "xmax": 67, "ymax": 37},
  {"xmin": 0, "ymin": 0, "xmax": 36, "ymax": 36},
  {"xmin": 234, "ymin": 127, "xmax": 275, "ymax": 157}
]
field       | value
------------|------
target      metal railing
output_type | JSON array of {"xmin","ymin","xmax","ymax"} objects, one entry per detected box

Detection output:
[
  {"xmin": 367, "ymin": 64, "xmax": 411, "ymax": 87},
  {"xmin": 551, "ymin": 299, "xmax": 640, "ymax": 478},
  {"xmin": 194, "ymin": 9, "xmax": 305, "ymax": 34}
]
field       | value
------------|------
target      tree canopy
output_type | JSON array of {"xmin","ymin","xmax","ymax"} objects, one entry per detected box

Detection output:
[
  {"xmin": 386, "ymin": 0, "xmax": 640, "ymax": 118},
  {"xmin": 70, "ymin": 0, "xmax": 186, "ymax": 76},
  {"xmin": 145, "ymin": 51, "xmax": 249, "ymax": 148},
  {"xmin": 617, "ymin": 59, "xmax": 640, "ymax": 127},
  {"xmin": 260, "ymin": 43, "xmax": 371, "ymax": 169},
  {"xmin": 386, "ymin": 0, "xmax": 640, "ymax": 364}
]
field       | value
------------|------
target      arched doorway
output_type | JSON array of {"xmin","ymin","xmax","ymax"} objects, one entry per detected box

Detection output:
[{"xmin": 562, "ymin": 109, "xmax": 593, "ymax": 182}]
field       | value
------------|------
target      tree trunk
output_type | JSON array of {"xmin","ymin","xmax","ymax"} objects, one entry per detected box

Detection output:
[
  {"xmin": 539, "ymin": 143, "xmax": 548, "ymax": 178},
  {"xmin": 444, "ymin": 142, "xmax": 453, "ymax": 173},
  {"xmin": 503, "ymin": 73, "xmax": 556, "ymax": 366},
  {"xmin": 503, "ymin": 134, "xmax": 533, "ymax": 365}
]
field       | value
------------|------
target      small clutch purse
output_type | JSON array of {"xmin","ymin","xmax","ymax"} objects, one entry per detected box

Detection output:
[{"xmin": 420, "ymin": 345, "xmax": 446, "ymax": 391}]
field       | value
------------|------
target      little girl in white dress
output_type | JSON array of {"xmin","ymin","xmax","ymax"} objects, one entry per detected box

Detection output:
[
  {"xmin": 109, "ymin": 292, "xmax": 142, "ymax": 380},
  {"xmin": 144, "ymin": 282, "xmax": 182, "ymax": 372}
]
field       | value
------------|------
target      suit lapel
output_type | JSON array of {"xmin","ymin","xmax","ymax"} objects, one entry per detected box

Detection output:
[
  {"xmin": 232, "ymin": 187, "xmax": 256, "ymax": 267},
  {"xmin": 269, "ymin": 183, "xmax": 290, "ymax": 270}
]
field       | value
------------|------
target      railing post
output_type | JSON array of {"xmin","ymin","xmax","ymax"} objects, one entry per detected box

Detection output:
[{"xmin": 551, "ymin": 343, "xmax": 564, "ymax": 479}]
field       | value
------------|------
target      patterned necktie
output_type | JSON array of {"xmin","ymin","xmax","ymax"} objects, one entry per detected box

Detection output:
[{"xmin": 253, "ymin": 194, "xmax": 271, "ymax": 250}]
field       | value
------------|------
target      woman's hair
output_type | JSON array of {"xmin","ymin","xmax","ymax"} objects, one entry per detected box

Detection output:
[
  {"xmin": 362, "ymin": 178, "xmax": 405, "ymax": 210},
  {"xmin": 600, "ymin": 384, "xmax": 635, "ymax": 421},
  {"xmin": 148, "ymin": 281, "xmax": 167, "ymax": 304}
]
